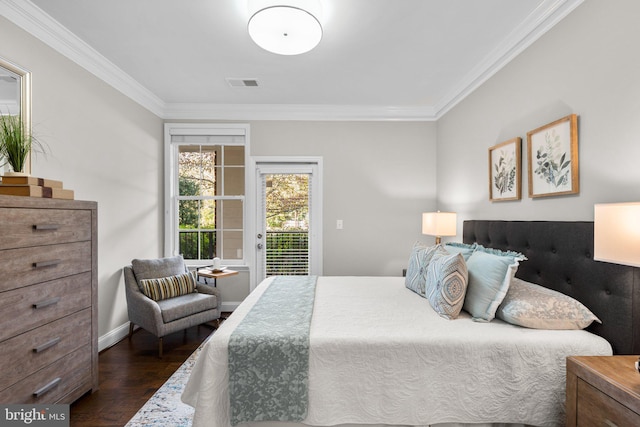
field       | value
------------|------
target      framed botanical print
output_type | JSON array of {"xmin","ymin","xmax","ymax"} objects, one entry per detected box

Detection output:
[
  {"xmin": 489, "ymin": 137, "xmax": 521, "ymax": 201},
  {"xmin": 527, "ymin": 114, "xmax": 579, "ymax": 198}
]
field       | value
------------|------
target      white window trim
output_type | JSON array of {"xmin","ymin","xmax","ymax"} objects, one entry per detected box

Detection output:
[{"xmin": 164, "ymin": 123, "xmax": 251, "ymax": 268}]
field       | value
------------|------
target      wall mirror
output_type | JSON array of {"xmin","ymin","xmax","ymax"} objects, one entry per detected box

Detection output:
[{"xmin": 0, "ymin": 56, "xmax": 32, "ymax": 175}]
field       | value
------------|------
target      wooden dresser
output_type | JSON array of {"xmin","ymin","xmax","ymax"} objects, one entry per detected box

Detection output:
[
  {"xmin": 0, "ymin": 195, "xmax": 98, "ymax": 403},
  {"xmin": 566, "ymin": 355, "xmax": 640, "ymax": 427}
]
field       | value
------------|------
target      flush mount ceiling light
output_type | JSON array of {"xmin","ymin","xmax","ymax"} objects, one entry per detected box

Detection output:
[{"xmin": 248, "ymin": 5, "xmax": 322, "ymax": 55}]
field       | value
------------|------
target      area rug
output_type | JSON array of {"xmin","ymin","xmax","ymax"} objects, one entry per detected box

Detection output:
[{"xmin": 124, "ymin": 340, "xmax": 207, "ymax": 427}]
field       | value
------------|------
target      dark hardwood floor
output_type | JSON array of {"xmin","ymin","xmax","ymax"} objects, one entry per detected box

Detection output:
[{"xmin": 70, "ymin": 324, "xmax": 215, "ymax": 427}]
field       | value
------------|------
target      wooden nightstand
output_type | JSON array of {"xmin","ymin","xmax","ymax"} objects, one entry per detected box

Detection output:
[{"xmin": 566, "ymin": 356, "xmax": 640, "ymax": 426}]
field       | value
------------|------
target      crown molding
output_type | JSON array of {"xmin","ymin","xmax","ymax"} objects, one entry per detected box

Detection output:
[
  {"xmin": 433, "ymin": 0, "xmax": 584, "ymax": 118},
  {"xmin": 0, "ymin": 0, "xmax": 166, "ymax": 117},
  {"xmin": 2, "ymin": 0, "xmax": 581, "ymax": 122},
  {"xmin": 162, "ymin": 103, "xmax": 437, "ymax": 121}
]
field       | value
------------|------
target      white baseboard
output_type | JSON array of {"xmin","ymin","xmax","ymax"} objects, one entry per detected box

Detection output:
[{"xmin": 99, "ymin": 322, "xmax": 131, "ymax": 352}]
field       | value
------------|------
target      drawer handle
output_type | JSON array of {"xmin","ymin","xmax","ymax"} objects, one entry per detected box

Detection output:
[
  {"xmin": 32, "ymin": 259, "xmax": 61, "ymax": 269},
  {"xmin": 33, "ymin": 297, "xmax": 60, "ymax": 309},
  {"xmin": 33, "ymin": 377, "xmax": 61, "ymax": 398},
  {"xmin": 33, "ymin": 337, "xmax": 61, "ymax": 353},
  {"xmin": 33, "ymin": 224, "xmax": 59, "ymax": 231}
]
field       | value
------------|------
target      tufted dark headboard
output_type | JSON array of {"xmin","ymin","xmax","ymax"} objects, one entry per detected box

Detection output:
[{"xmin": 463, "ymin": 220, "xmax": 640, "ymax": 355}]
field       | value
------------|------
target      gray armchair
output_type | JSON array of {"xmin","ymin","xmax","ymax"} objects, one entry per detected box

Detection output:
[{"xmin": 123, "ymin": 255, "xmax": 221, "ymax": 357}]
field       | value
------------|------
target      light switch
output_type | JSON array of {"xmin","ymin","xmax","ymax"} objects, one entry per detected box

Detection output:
[{"xmin": 336, "ymin": 219, "xmax": 343, "ymax": 229}]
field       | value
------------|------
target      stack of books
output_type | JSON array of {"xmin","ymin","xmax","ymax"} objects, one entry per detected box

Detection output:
[{"xmin": 0, "ymin": 175, "xmax": 74, "ymax": 199}]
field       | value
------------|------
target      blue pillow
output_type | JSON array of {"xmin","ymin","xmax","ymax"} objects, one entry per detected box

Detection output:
[
  {"xmin": 405, "ymin": 243, "xmax": 448, "ymax": 297},
  {"xmin": 463, "ymin": 246, "xmax": 526, "ymax": 322},
  {"xmin": 444, "ymin": 242, "xmax": 476, "ymax": 261}
]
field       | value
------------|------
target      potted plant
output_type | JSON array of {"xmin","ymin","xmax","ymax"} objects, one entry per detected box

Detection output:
[{"xmin": 0, "ymin": 114, "xmax": 43, "ymax": 176}]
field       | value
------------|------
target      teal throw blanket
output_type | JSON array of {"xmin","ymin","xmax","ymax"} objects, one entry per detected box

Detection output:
[{"xmin": 228, "ymin": 275, "xmax": 317, "ymax": 425}]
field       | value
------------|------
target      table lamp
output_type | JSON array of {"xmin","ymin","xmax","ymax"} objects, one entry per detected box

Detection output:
[
  {"xmin": 422, "ymin": 211, "xmax": 457, "ymax": 244},
  {"xmin": 594, "ymin": 202, "xmax": 640, "ymax": 267}
]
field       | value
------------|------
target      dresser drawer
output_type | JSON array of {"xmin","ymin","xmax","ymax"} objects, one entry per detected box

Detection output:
[
  {"xmin": 0, "ymin": 345, "xmax": 92, "ymax": 404},
  {"xmin": 0, "ymin": 310, "xmax": 91, "ymax": 391},
  {"xmin": 577, "ymin": 379, "xmax": 640, "ymax": 426},
  {"xmin": 0, "ymin": 208, "xmax": 91, "ymax": 250},
  {"xmin": 0, "ymin": 241, "xmax": 91, "ymax": 292},
  {"xmin": 0, "ymin": 272, "xmax": 91, "ymax": 342},
  {"xmin": 0, "ymin": 197, "xmax": 98, "ymax": 404}
]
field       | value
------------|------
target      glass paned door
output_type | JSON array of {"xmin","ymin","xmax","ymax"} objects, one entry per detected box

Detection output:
[{"xmin": 256, "ymin": 162, "xmax": 321, "ymax": 284}]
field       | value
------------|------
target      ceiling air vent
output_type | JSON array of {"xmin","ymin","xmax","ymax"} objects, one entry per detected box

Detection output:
[{"xmin": 226, "ymin": 78, "xmax": 259, "ymax": 87}]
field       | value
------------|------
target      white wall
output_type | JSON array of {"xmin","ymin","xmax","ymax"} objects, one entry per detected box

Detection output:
[
  {"xmin": 251, "ymin": 121, "xmax": 437, "ymax": 276},
  {"xmin": 436, "ymin": 0, "xmax": 640, "ymax": 230},
  {"xmin": 0, "ymin": 17, "xmax": 164, "ymax": 348}
]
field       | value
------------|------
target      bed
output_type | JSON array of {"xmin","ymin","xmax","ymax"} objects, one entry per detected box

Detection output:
[{"xmin": 182, "ymin": 220, "xmax": 640, "ymax": 427}]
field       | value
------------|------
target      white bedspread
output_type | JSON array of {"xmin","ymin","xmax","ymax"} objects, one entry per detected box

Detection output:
[{"xmin": 182, "ymin": 276, "xmax": 612, "ymax": 427}]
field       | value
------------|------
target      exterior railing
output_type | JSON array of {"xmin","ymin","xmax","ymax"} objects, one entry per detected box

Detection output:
[
  {"xmin": 179, "ymin": 230, "xmax": 215, "ymax": 260},
  {"xmin": 266, "ymin": 230, "xmax": 309, "ymax": 276},
  {"xmin": 179, "ymin": 230, "xmax": 309, "ymax": 276}
]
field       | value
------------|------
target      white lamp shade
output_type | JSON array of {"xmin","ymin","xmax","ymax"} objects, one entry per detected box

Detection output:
[
  {"xmin": 422, "ymin": 212, "xmax": 457, "ymax": 237},
  {"xmin": 594, "ymin": 202, "xmax": 640, "ymax": 267},
  {"xmin": 248, "ymin": 6, "xmax": 322, "ymax": 55}
]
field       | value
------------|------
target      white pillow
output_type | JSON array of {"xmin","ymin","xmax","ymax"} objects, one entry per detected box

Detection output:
[{"xmin": 497, "ymin": 277, "xmax": 601, "ymax": 330}]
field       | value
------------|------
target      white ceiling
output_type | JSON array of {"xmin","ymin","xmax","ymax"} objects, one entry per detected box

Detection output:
[{"xmin": 4, "ymin": 0, "xmax": 583, "ymax": 120}]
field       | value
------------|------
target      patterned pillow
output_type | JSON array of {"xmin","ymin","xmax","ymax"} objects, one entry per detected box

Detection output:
[
  {"xmin": 497, "ymin": 277, "xmax": 601, "ymax": 329},
  {"xmin": 425, "ymin": 252, "xmax": 468, "ymax": 319},
  {"xmin": 463, "ymin": 245, "xmax": 527, "ymax": 322},
  {"xmin": 139, "ymin": 272, "xmax": 197, "ymax": 301},
  {"xmin": 405, "ymin": 243, "xmax": 448, "ymax": 297}
]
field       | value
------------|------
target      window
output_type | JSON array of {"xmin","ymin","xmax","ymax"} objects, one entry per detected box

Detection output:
[{"xmin": 165, "ymin": 124, "xmax": 249, "ymax": 265}]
